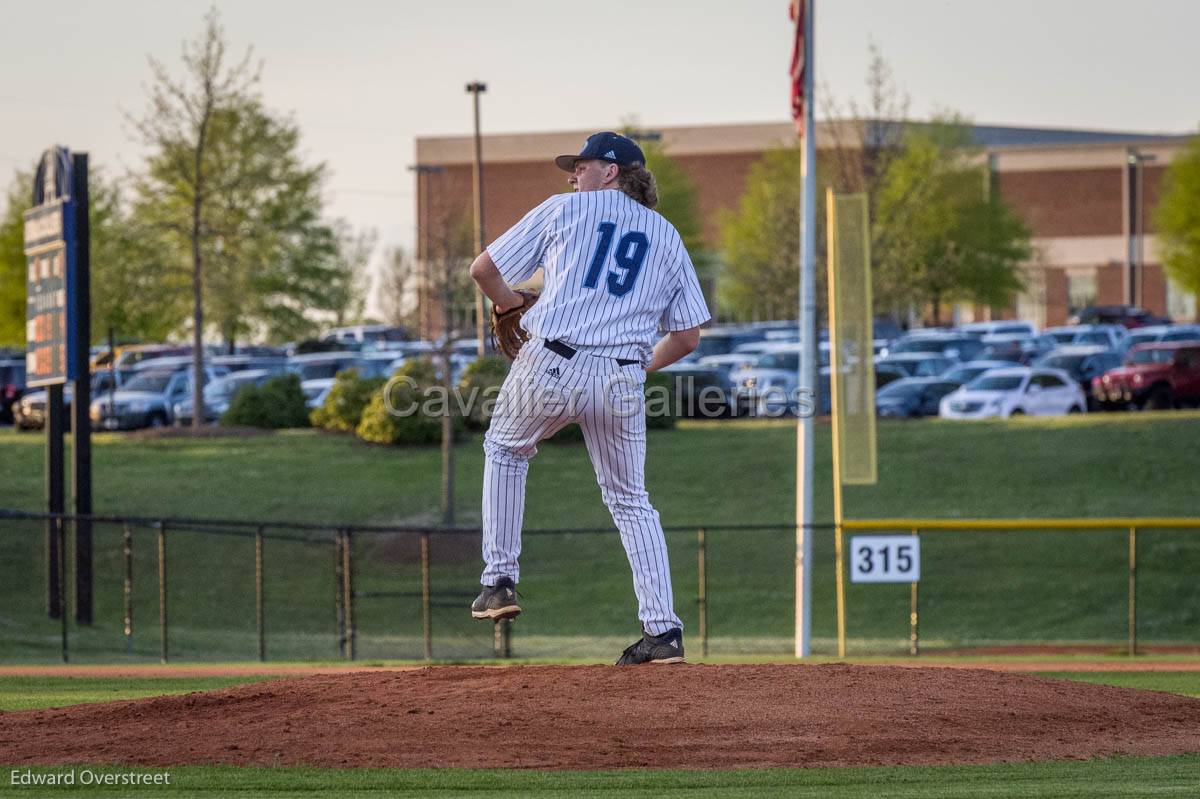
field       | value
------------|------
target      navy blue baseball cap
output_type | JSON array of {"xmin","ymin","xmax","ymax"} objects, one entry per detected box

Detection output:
[{"xmin": 555, "ymin": 131, "xmax": 646, "ymax": 172}]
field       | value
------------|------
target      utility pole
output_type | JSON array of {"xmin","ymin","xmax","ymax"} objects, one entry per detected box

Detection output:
[{"xmin": 466, "ymin": 80, "xmax": 488, "ymax": 358}]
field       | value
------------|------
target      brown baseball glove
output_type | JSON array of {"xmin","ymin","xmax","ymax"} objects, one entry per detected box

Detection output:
[{"xmin": 491, "ymin": 290, "xmax": 539, "ymax": 360}]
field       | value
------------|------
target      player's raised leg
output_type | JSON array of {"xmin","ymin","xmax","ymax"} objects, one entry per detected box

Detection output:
[{"xmin": 473, "ymin": 344, "xmax": 582, "ymax": 619}]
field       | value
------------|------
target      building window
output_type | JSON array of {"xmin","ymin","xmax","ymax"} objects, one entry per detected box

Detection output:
[{"xmin": 1067, "ymin": 272, "xmax": 1097, "ymax": 314}]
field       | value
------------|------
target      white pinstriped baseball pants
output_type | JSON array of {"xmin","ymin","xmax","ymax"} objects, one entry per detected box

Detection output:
[{"xmin": 480, "ymin": 338, "xmax": 683, "ymax": 635}]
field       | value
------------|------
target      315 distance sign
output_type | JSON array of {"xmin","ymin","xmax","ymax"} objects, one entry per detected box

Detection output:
[{"xmin": 849, "ymin": 535, "xmax": 921, "ymax": 583}]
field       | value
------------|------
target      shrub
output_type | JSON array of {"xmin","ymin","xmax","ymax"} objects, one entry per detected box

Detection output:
[
  {"xmin": 311, "ymin": 368, "xmax": 385, "ymax": 432},
  {"xmin": 221, "ymin": 373, "xmax": 310, "ymax": 429},
  {"xmin": 355, "ymin": 356, "xmax": 463, "ymax": 445},
  {"xmin": 457, "ymin": 355, "xmax": 509, "ymax": 431}
]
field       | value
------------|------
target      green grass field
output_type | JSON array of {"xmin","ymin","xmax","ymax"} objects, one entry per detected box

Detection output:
[
  {"xmin": 6, "ymin": 756, "xmax": 1200, "ymax": 798},
  {"xmin": 1, "ymin": 413, "xmax": 1199, "ymax": 662},
  {"xmin": 2, "ymin": 671, "xmax": 1199, "ymax": 797}
]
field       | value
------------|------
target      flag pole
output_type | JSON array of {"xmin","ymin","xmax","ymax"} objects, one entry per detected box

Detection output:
[{"xmin": 794, "ymin": 0, "xmax": 817, "ymax": 659}]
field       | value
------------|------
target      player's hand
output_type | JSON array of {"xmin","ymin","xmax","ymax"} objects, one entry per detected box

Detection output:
[{"xmin": 494, "ymin": 289, "xmax": 525, "ymax": 315}]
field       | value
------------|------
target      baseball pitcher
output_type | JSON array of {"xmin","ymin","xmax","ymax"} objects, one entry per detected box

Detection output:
[{"xmin": 467, "ymin": 131, "xmax": 710, "ymax": 664}]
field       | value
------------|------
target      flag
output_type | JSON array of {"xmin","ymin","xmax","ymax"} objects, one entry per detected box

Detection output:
[{"xmin": 789, "ymin": 0, "xmax": 806, "ymax": 137}]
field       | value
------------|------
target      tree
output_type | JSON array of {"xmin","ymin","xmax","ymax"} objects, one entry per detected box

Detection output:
[
  {"xmin": 0, "ymin": 168, "xmax": 184, "ymax": 348},
  {"xmin": 1155, "ymin": 133, "xmax": 1200, "ymax": 301},
  {"xmin": 130, "ymin": 9, "xmax": 347, "ymax": 420},
  {"xmin": 721, "ymin": 48, "xmax": 1030, "ymax": 325},
  {"xmin": 718, "ymin": 146, "xmax": 822, "ymax": 320},
  {"xmin": 128, "ymin": 7, "xmax": 260, "ymax": 426},
  {"xmin": 874, "ymin": 119, "xmax": 1029, "ymax": 324},
  {"xmin": 379, "ymin": 246, "xmax": 419, "ymax": 331},
  {"xmin": 326, "ymin": 223, "xmax": 376, "ymax": 329},
  {"xmin": 89, "ymin": 173, "xmax": 190, "ymax": 344},
  {"xmin": 0, "ymin": 170, "xmax": 35, "ymax": 346}
]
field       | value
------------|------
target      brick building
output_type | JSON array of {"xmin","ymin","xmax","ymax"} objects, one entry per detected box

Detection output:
[{"xmin": 413, "ymin": 121, "xmax": 1196, "ymax": 336}]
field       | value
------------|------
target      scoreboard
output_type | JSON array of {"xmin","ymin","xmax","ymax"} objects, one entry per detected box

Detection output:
[{"xmin": 23, "ymin": 148, "xmax": 78, "ymax": 387}]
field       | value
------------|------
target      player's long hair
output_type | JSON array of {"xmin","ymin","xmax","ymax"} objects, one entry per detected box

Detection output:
[{"xmin": 617, "ymin": 164, "xmax": 658, "ymax": 209}]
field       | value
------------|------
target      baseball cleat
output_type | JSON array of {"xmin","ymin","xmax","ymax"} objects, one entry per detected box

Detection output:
[
  {"xmin": 471, "ymin": 577, "xmax": 522, "ymax": 620},
  {"xmin": 615, "ymin": 627, "xmax": 685, "ymax": 665}
]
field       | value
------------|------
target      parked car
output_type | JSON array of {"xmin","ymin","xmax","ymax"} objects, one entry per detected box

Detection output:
[
  {"xmin": 873, "ymin": 352, "xmax": 957, "ymax": 378},
  {"xmin": 883, "ymin": 333, "xmax": 984, "ymax": 362},
  {"xmin": 1033, "ymin": 346, "xmax": 1123, "ymax": 410},
  {"xmin": 957, "ymin": 320, "xmax": 1038, "ymax": 338},
  {"xmin": 1067, "ymin": 305, "xmax": 1170, "ymax": 329},
  {"xmin": 1043, "ymin": 324, "xmax": 1128, "ymax": 350},
  {"xmin": 873, "ymin": 363, "xmax": 908, "ymax": 390},
  {"xmin": 876, "ymin": 377, "xmax": 962, "ymax": 419},
  {"xmin": 209, "ymin": 354, "xmax": 288, "ymax": 374},
  {"xmin": 90, "ymin": 366, "xmax": 226, "ymax": 430},
  {"xmin": 173, "ymin": 369, "xmax": 280, "ymax": 425},
  {"xmin": 658, "ymin": 362, "xmax": 737, "ymax": 417},
  {"xmin": 355, "ymin": 352, "xmax": 407, "ymax": 379},
  {"xmin": 978, "ymin": 333, "xmax": 1058, "ymax": 364},
  {"xmin": 937, "ymin": 360, "xmax": 1015, "ymax": 386},
  {"xmin": 14, "ymin": 370, "xmax": 127, "ymax": 431},
  {"xmin": 731, "ymin": 345, "xmax": 801, "ymax": 415},
  {"xmin": 695, "ymin": 353, "xmax": 757, "ymax": 379},
  {"xmin": 302, "ymin": 378, "xmax": 336, "ymax": 410},
  {"xmin": 940, "ymin": 367, "xmax": 1087, "ymax": 419},
  {"xmin": 0, "ymin": 358, "xmax": 27, "ymax": 423},
  {"xmin": 111, "ymin": 344, "xmax": 193, "ymax": 370},
  {"xmin": 321, "ymin": 324, "xmax": 410, "ymax": 347},
  {"xmin": 1091, "ymin": 342, "xmax": 1200, "ymax": 411},
  {"xmin": 286, "ymin": 352, "xmax": 364, "ymax": 381},
  {"xmin": 687, "ymin": 327, "xmax": 769, "ymax": 362}
]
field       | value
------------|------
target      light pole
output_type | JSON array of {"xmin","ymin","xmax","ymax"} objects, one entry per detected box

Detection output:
[
  {"xmin": 1127, "ymin": 149, "xmax": 1158, "ymax": 309},
  {"xmin": 407, "ymin": 164, "xmax": 444, "ymax": 338},
  {"xmin": 466, "ymin": 80, "xmax": 488, "ymax": 357}
]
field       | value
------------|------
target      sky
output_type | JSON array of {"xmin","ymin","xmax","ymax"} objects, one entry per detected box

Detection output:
[{"xmin": 2, "ymin": 0, "xmax": 1196, "ymax": 305}]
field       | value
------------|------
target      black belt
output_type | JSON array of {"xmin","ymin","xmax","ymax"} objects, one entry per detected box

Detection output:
[{"xmin": 544, "ymin": 339, "xmax": 639, "ymax": 366}]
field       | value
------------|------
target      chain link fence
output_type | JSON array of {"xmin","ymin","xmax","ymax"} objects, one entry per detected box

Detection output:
[{"xmin": 2, "ymin": 510, "xmax": 1198, "ymax": 663}]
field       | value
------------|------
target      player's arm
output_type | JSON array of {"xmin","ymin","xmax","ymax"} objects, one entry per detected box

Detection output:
[
  {"xmin": 469, "ymin": 251, "xmax": 525, "ymax": 313},
  {"xmin": 647, "ymin": 326, "xmax": 701, "ymax": 372}
]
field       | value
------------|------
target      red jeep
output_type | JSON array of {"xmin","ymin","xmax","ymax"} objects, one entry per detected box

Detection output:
[{"xmin": 1092, "ymin": 341, "xmax": 1200, "ymax": 410}]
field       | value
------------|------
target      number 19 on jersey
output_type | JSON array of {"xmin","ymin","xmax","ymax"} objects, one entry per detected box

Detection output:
[{"xmin": 849, "ymin": 536, "xmax": 921, "ymax": 583}]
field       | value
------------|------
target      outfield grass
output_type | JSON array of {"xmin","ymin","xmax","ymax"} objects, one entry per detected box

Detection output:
[
  {"xmin": 0, "ymin": 676, "xmax": 277, "ymax": 711},
  {"xmin": 1, "ymin": 414, "xmax": 1199, "ymax": 662},
  {"xmin": 4, "ymin": 757, "xmax": 1200, "ymax": 797}
]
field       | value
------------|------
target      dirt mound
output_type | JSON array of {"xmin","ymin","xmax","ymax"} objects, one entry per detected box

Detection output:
[{"xmin": 2, "ymin": 664, "xmax": 1199, "ymax": 769}]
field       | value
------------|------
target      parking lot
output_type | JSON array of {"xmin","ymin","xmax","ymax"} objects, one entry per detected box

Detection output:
[{"xmin": 4, "ymin": 307, "xmax": 1200, "ymax": 433}]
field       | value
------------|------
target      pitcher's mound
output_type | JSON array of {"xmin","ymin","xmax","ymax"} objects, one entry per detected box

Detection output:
[{"xmin": 3, "ymin": 664, "xmax": 1200, "ymax": 769}]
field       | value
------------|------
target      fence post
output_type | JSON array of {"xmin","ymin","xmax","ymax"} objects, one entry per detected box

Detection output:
[
  {"xmin": 334, "ymin": 530, "xmax": 345, "ymax": 657},
  {"xmin": 1128, "ymin": 526, "xmax": 1137, "ymax": 656},
  {"xmin": 256, "ymin": 526, "xmax": 265, "ymax": 662},
  {"xmin": 420, "ymin": 531, "xmax": 432, "ymax": 661},
  {"xmin": 493, "ymin": 619, "xmax": 511, "ymax": 659},
  {"xmin": 157, "ymin": 522, "xmax": 168, "ymax": 664},
  {"xmin": 697, "ymin": 528, "xmax": 708, "ymax": 657},
  {"xmin": 58, "ymin": 517, "xmax": 68, "ymax": 663},
  {"xmin": 909, "ymin": 528, "xmax": 919, "ymax": 657},
  {"xmin": 343, "ymin": 528, "xmax": 356, "ymax": 661},
  {"xmin": 123, "ymin": 523, "xmax": 133, "ymax": 653}
]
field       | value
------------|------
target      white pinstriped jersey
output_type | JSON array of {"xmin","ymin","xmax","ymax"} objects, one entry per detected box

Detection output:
[{"xmin": 487, "ymin": 189, "xmax": 711, "ymax": 364}]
